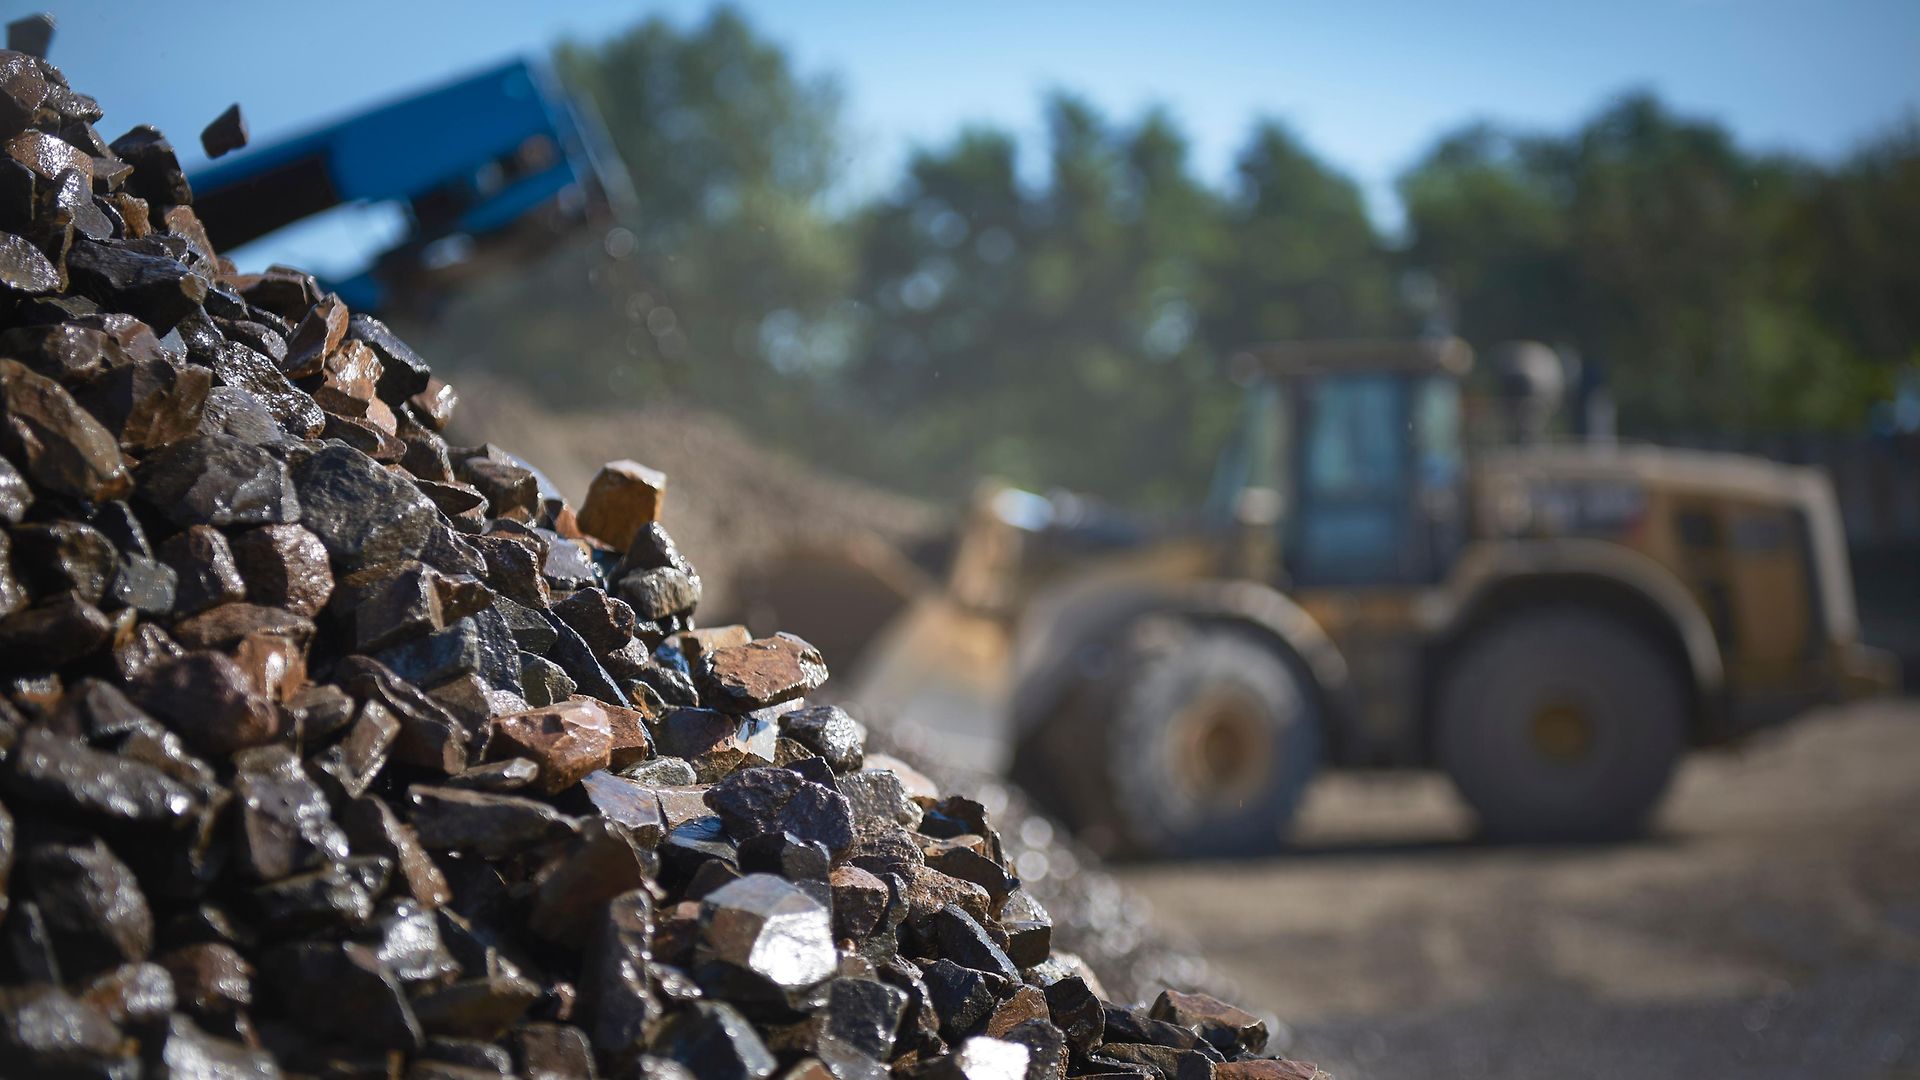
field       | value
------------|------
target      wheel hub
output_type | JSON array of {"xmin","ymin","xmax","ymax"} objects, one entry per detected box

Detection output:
[
  {"xmin": 1168, "ymin": 688, "xmax": 1274, "ymax": 802},
  {"xmin": 1528, "ymin": 700, "xmax": 1595, "ymax": 763}
]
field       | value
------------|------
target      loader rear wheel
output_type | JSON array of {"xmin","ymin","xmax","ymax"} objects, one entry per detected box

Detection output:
[
  {"xmin": 1437, "ymin": 607, "xmax": 1686, "ymax": 841},
  {"xmin": 1015, "ymin": 625, "xmax": 1323, "ymax": 859}
]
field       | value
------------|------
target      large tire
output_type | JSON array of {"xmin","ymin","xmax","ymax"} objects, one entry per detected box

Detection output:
[
  {"xmin": 1013, "ymin": 624, "xmax": 1323, "ymax": 859},
  {"xmin": 1437, "ymin": 607, "xmax": 1687, "ymax": 841}
]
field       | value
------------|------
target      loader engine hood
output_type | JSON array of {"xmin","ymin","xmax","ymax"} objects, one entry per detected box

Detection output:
[{"xmin": 1474, "ymin": 443, "xmax": 1862, "ymax": 645}]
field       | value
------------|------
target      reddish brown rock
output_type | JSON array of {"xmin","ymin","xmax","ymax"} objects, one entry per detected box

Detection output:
[
  {"xmin": 408, "ymin": 376, "xmax": 457, "ymax": 430},
  {"xmin": 131, "ymin": 651, "xmax": 281, "ymax": 757},
  {"xmin": 105, "ymin": 193, "xmax": 152, "ymax": 238},
  {"xmin": 312, "ymin": 338, "xmax": 380, "ymax": 414},
  {"xmin": 828, "ymin": 865, "xmax": 890, "ymax": 942},
  {"xmin": 0, "ymin": 358, "xmax": 131, "ymax": 501},
  {"xmin": 5, "ymin": 128, "xmax": 92, "ymax": 184},
  {"xmin": 337, "ymin": 560, "xmax": 448, "ymax": 652},
  {"xmin": 549, "ymin": 588, "xmax": 635, "ymax": 656},
  {"xmin": 902, "ymin": 864, "xmax": 992, "ymax": 926},
  {"xmin": 699, "ymin": 633, "xmax": 828, "ymax": 713},
  {"xmin": 1213, "ymin": 1061, "xmax": 1326, "ymax": 1080},
  {"xmin": 528, "ymin": 820, "xmax": 654, "ymax": 947},
  {"xmin": 0, "ymin": 324, "xmax": 119, "ymax": 384},
  {"xmin": 321, "ymin": 413, "xmax": 404, "ymax": 462},
  {"xmin": 158, "ymin": 525, "xmax": 245, "ymax": 615},
  {"xmin": 1150, "ymin": 989, "xmax": 1269, "ymax": 1055},
  {"xmin": 0, "ymin": 591, "xmax": 115, "ymax": 666},
  {"xmin": 336, "ymin": 793, "xmax": 450, "ymax": 909},
  {"xmin": 673, "ymin": 624, "xmax": 752, "ymax": 664},
  {"xmin": 576, "ymin": 459, "xmax": 666, "ymax": 550},
  {"xmin": 161, "ymin": 206, "xmax": 218, "ymax": 265},
  {"xmin": 484, "ymin": 699, "xmax": 614, "ymax": 795},
  {"xmin": 339, "ymin": 657, "xmax": 470, "ymax": 775},
  {"xmin": 0, "ymin": 47, "xmax": 47, "ymax": 126},
  {"xmin": 984, "ymin": 985, "xmax": 1050, "ymax": 1038},
  {"xmin": 313, "ymin": 699, "xmax": 399, "ymax": 798},
  {"xmin": 655, "ymin": 708, "xmax": 751, "ymax": 782},
  {"xmin": 231, "ymin": 631, "xmax": 308, "ymax": 703},
  {"xmin": 600, "ymin": 700, "xmax": 654, "ymax": 769},
  {"xmin": 229, "ymin": 523, "xmax": 333, "ymax": 617},
  {"xmin": 458, "ymin": 457, "xmax": 538, "ymax": 521},
  {"xmin": 170, "ymin": 602, "xmax": 314, "ymax": 652},
  {"xmin": 513, "ymin": 1024, "xmax": 596, "ymax": 1080},
  {"xmin": 362, "ymin": 394, "xmax": 398, "ymax": 437},
  {"xmin": 75, "ymin": 356, "xmax": 212, "ymax": 452},
  {"xmin": 159, "ymin": 943, "xmax": 253, "ymax": 1018}
]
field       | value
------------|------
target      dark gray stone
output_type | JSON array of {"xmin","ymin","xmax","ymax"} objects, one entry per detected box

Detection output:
[
  {"xmin": 695, "ymin": 874, "xmax": 836, "ymax": 1000},
  {"xmin": 205, "ymin": 339, "xmax": 325, "ymax": 437},
  {"xmin": 779, "ymin": 705, "xmax": 867, "ymax": 774},
  {"xmin": 259, "ymin": 939, "xmax": 422, "ymax": 1052},
  {"xmin": 929, "ymin": 905, "xmax": 1018, "ymax": 983},
  {"xmin": 159, "ymin": 525, "xmax": 246, "ymax": 615},
  {"xmin": 136, "ymin": 433, "xmax": 300, "ymax": 529},
  {"xmin": 653, "ymin": 1001, "xmax": 777, "ymax": 1080},
  {"xmin": 291, "ymin": 442, "xmax": 438, "ymax": 570},
  {"xmin": 232, "ymin": 745, "xmax": 351, "ymax": 882},
  {"xmin": 5, "ymin": 725, "xmax": 200, "ymax": 829},
  {"xmin": 706, "ymin": 767, "xmax": 855, "ymax": 858},
  {"xmin": 24, "ymin": 836, "xmax": 153, "ymax": 978},
  {"xmin": 407, "ymin": 786, "xmax": 578, "ymax": 858}
]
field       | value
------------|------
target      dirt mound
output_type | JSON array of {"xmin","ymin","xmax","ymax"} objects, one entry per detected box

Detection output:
[{"xmin": 447, "ymin": 374, "xmax": 946, "ymax": 619}]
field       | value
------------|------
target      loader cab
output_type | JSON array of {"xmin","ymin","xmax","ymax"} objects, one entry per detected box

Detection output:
[{"xmin": 1217, "ymin": 338, "xmax": 1473, "ymax": 589}]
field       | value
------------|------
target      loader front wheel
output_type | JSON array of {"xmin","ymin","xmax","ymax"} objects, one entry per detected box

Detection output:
[{"xmin": 1015, "ymin": 625, "xmax": 1325, "ymax": 858}]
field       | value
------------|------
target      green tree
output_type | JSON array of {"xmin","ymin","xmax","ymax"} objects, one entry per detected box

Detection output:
[
  {"xmin": 1398, "ymin": 123, "xmax": 1571, "ymax": 343},
  {"xmin": 560, "ymin": 6, "xmax": 854, "ymax": 417},
  {"xmin": 1207, "ymin": 120, "xmax": 1403, "ymax": 347},
  {"xmin": 406, "ymin": 5, "xmax": 855, "ymax": 430},
  {"xmin": 824, "ymin": 95, "xmax": 1239, "ymax": 507},
  {"xmin": 1400, "ymin": 93, "xmax": 1900, "ymax": 431},
  {"xmin": 1796, "ymin": 121, "xmax": 1920, "ymax": 369}
]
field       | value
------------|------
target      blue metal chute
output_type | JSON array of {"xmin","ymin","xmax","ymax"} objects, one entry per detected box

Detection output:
[{"xmin": 187, "ymin": 57, "xmax": 630, "ymax": 314}]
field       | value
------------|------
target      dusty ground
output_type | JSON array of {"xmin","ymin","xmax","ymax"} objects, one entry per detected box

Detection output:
[{"xmin": 1119, "ymin": 700, "xmax": 1920, "ymax": 1079}]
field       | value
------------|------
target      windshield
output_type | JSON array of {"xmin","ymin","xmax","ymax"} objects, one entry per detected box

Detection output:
[{"xmin": 1303, "ymin": 374, "xmax": 1405, "ymax": 501}]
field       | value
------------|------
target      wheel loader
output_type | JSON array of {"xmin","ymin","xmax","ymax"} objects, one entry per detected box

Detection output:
[{"xmin": 737, "ymin": 338, "xmax": 1897, "ymax": 856}]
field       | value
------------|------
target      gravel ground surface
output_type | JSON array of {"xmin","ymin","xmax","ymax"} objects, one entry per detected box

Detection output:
[{"xmin": 1119, "ymin": 700, "xmax": 1920, "ymax": 1080}]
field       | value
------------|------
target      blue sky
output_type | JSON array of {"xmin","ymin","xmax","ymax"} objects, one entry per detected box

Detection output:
[{"xmin": 18, "ymin": 0, "xmax": 1919, "ymax": 270}]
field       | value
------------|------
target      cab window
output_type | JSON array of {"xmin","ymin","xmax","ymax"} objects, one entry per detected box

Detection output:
[{"xmin": 1291, "ymin": 374, "xmax": 1408, "ymax": 584}]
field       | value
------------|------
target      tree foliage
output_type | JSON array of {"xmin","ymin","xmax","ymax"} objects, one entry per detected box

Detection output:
[
  {"xmin": 407, "ymin": 7, "xmax": 1919, "ymax": 508},
  {"xmin": 1401, "ymin": 94, "xmax": 1909, "ymax": 430}
]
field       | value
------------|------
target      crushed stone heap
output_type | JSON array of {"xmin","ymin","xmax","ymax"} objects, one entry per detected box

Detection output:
[{"xmin": 0, "ymin": 26, "xmax": 1329, "ymax": 1080}]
